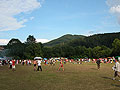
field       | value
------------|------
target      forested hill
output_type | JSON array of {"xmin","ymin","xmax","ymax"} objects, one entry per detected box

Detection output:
[
  {"xmin": 44, "ymin": 34, "xmax": 86, "ymax": 47},
  {"xmin": 2, "ymin": 32, "xmax": 120, "ymax": 59},
  {"xmin": 67, "ymin": 32, "xmax": 120, "ymax": 48},
  {"xmin": 44, "ymin": 32, "xmax": 120, "ymax": 48}
]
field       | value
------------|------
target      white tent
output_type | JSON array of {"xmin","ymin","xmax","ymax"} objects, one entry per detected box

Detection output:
[{"xmin": 34, "ymin": 57, "xmax": 42, "ymax": 60}]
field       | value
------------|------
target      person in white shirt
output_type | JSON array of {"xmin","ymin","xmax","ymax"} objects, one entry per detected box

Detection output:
[
  {"xmin": 9, "ymin": 60, "xmax": 12, "ymax": 69},
  {"xmin": 37, "ymin": 59, "xmax": 42, "ymax": 71},
  {"xmin": 112, "ymin": 59, "xmax": 120, "ymax": 80}
]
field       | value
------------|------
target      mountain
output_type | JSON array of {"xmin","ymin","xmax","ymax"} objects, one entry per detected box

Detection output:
[
  {"xmin": 68, "ymin": 32, "xmax": 120, "ymax": 48},
  {"xmin": 44, "ymin": 34, "xmax": 86, "ymax": 47},
  {"xmin": 44, "ymin": 32, "xmax": 120, "ymax": 48}
]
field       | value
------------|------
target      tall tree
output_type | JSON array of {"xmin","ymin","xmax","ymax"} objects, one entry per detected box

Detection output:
[{"xmin": 26, "ymin": 35, "xmax": 36, "ymax": 44}]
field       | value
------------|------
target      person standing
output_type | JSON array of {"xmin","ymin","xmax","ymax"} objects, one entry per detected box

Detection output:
[
  {"xmin": 53, "ymin": 60, "xmax": 56, "ymax": 66},
  {"xmin": 33, "ymin": 60, "xmax": 37, "ymax": 71},
  {"xmin": 37, "ymin": 59, "xmax": 42, "ymax": 71},
  {"xmin": 12, "ymin": 60, "xmax": 16, "ymax": 71},
  {"xmin": 96, "ymin": 59, "xmax": 101, "ymax": 70},
  {"xmin": 9, "ymin": 60, "xmax": 12, "ymax": 69},
  {"xmin": 29, "ymin": 60, "xmax": 31, "ymax": 65},
  {"xmin": 22, "ymin": 60, "xmax": 24, "ymax": 66},
  {"xmin": 112, "ymin": 59, "xmax": 120, "ymax": 80}
]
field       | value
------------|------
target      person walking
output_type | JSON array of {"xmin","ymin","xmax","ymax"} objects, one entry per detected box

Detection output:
[
  {"xmin": 112, "ymin": 59, "xmax": 120, "ymax": 81},
  {"xmin": 37, "ymin": 59, "xmax": 42, "ymax": 71},
  {"xmin": 96, "ymin": 59, "xmax": 101, "ymax": 70},
  {"xmin": 58, "ymin": 60, "xmax": 64, "ymax": 71}
]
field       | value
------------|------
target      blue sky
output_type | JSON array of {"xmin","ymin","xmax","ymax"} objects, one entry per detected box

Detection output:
[{"xmin": 0, "ymin": 0, "xmax": 120, "ymax": 45}]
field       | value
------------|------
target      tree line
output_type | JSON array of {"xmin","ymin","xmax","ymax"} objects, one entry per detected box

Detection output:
[{"xmin": 3, "ymin": 34, "xmax": 120, "ymax": 59}]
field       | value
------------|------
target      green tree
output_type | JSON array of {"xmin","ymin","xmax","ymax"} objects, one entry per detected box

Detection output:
[
  {"xmin": 92, "ymin": 46, "xmax": 112, "ymax": 58},
  {"xmin": 86, "ymin": 48, "xmax": 93, "ymax": 58},
  {"xmin": 43, "ymin": 47, "xmax": 53, "ymax": 58},
  {"xmin": 7, "ymin": 38, "xmax": 25, "ymax": 59},
  {"xmin": 73, "ymin": 46, "xmax": 88, "ymax": 58},
  {"xmin": 7, "ymin": 38, "xmax": 22, "ymax": 46},
  {"xmin": 26, "ymin": 35, "xmax": 36, "ymax": 44},
  {"xmin": 100, "ymin": 46, "xmax": 112, "ymax": 57},
  {"xmin": 112, "ymin": 38, "xmax": 120, "ymax": 56},
  {"xmin": 93, "ymin": 46, "xmax": 102, "ymax": 58},
  {"xmin": 24, "ymin": 43, "xmax": 43, "ymax": 59}
]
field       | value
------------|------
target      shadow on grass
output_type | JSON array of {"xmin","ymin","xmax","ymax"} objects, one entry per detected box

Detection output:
[
  {"xmin": 90, "ymin": 68, "xmax": 98, "ymax": 70},
  {"xmin": 102, "ymin": 77, "xmax": 112, "ymax": 80},
  {"xmin": 102, "ymin": 77, "xmax": 120, "ymax": 88},
  {"xmin": 111, "ymin": 84, "xmax": 120, "ymax": 87}
]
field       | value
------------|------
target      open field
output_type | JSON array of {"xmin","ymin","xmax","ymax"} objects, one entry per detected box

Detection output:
[{"xmin": 0, "ymin": 62, "xmax": 120, "ymax": 90}]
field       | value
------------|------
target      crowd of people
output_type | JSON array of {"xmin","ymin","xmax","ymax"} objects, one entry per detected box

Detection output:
[
  {"xmin": 0, "ymin": 57, "xmax": 118, "ymax": 68},
  {"xmin": 1, "ymin": 56, "xmax": 120, "ymax": 81}
]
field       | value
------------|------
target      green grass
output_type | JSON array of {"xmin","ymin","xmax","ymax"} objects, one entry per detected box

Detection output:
[{"xmin": 0, "ymin": 62, "xmax": 120, "ymax": 90}]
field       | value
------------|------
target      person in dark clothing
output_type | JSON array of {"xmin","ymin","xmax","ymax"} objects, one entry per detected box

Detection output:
[{"xmin": 96, "ymin": 59, "xmax": 101, "ymax": 70}]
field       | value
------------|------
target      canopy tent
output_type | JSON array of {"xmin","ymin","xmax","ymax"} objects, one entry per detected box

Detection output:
[{"xmin": 34, "ymin": 57, "xmax": 42, "ymax": 60}]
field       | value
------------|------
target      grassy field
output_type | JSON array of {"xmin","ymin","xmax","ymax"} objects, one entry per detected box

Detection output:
[{"xmin": 0, "ymin": 62, "xmax": 120, "ymax": 90}]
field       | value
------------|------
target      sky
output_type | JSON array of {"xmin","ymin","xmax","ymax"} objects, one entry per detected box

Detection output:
[{"xmin": 0, "ymin": 0, "xmax": 120, "ymax": 45}]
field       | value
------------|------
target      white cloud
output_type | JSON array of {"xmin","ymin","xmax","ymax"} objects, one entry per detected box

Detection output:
[
  {"xmin": 30, "ymin": 17, "xmax": 35, "ymax": 20},
  {"xmin": 36, "ymin": 39, "xmax": 50, "ymax": 43},
  {"xmin": 0, "ymin": 0, "xmax": 41, "ymax": 31},
  {"xmin": 0, "ymin": 39, "xmax": 10, "ymax": 45},
  {"xmin": 110, "ymin": 5, "xmax": 120, "ymax": 14},
  {"xmin": 86, "ymin": 30, "xmax": 100, "ymax": 36},
  {"xmin": 106, "ymin": 0, "xmax": 120, "ymax": 24}
]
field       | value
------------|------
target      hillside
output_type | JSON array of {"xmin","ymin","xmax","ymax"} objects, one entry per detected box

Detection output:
[
  {"xmin": 44, "ymin": 34, "xmax": 86, "ymax": 47},
  {"xmin": 68, "ymin": 32, "xmax": 120, "ymax": 48},
  {"xmin": 44, "ymin": 32, "xmax": 120, "ymax": 48}
]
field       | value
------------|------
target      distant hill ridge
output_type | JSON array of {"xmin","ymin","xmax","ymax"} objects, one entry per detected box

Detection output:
[
  {"xmin": 44, "ymin": 34, "xmax": 86, "ymax": 47},
  {"xmin": 1, "ymin": 32, "xmax": 120, "ymax": 48},
  {"xmin": 44, "ymin": 32, "xmax": 120, "ymax": 48}
]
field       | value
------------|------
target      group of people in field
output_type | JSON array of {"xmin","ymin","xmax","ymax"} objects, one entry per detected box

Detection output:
[
  {"xmin": 1, "ymin": 57, "xmax": 120, "ymax": 81},
  {"xmin": 0, "ymin": 58, "xmax": 65, "ymax": 72},
  {"xmin": 32, "ymin": 58, "xmax": 64, "ymax": 71},
  {"xmin": 95, "ymin": 57, "xmax": 120, "ymax": 81},
  {"xmin": 1, "ymin": 60, "xmax": 16, "ymax": 71}
]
